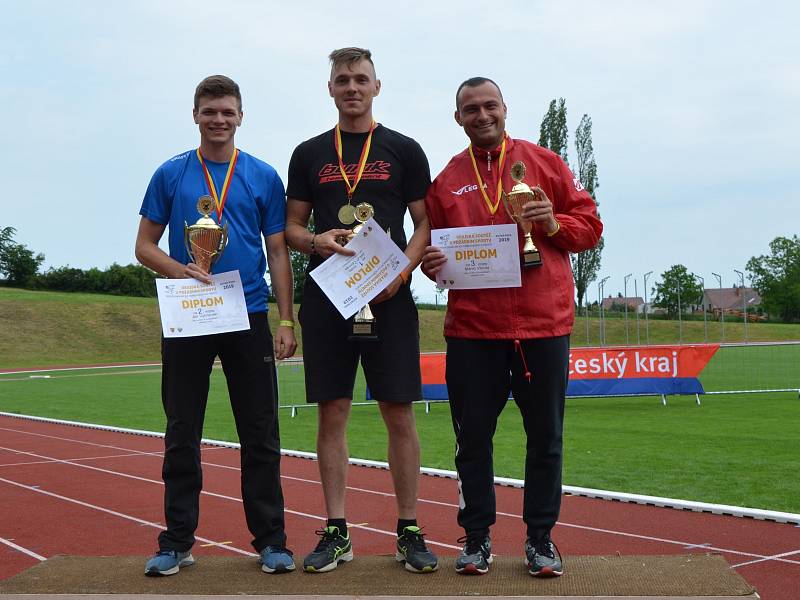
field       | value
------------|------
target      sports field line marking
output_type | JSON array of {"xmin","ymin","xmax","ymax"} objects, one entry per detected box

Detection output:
[
  {"xmin": 3, "ymin": 441, "xmax": 789, "ymax": 565},
  {"xmin": 0, "ymin": 445, "xmax": 460, "ymax": 552},
  {"xmin": 7, "ymin": 411, "xmax": 799, "ymax": 526},
  {"xmin": 732, "ymin": 548, "xmax": 800, "ymax": 568},
  {"xmin": 0, "ymin": 451, "xmax": 164, "ymax": 468},
  {"xmin": 0, "ymin": 426, "xmax": 232, "ymax": 462},
  {"xmin": 0, "ymin": 369, "xmax": 162, "ymax": 382},
  {"xmin": 0, "ymin": 363, "xmax": 163, "ymax": 376},
  {"xmin": 0, "ymin": 536, "xmax": 46, "ymax": 561},
  {"xmin": 0, "ymin": 475, "xmax": 255, "ymax": 557},
  {"xmin": 3, "ymin": 423, "xmax": 795, "ymax": 564}
]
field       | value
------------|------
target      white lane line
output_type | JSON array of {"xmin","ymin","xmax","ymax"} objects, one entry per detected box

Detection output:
[
  {"xmin": 3, "ymin": 422, "xmax": 796, "ymax": 563},
  {"xmin": 0, "ymin": 426, "xmax": 162, "ymax": 456},
  {"xmin": 0, "ymin": 451, "xmax": 164, "ymax": 468},
  {"xmin": 732, "ymin": 548, "xmax": 800, "ymax": 568},
  {"xmin": 0, "ymin": 446, "xmax": 460, "ymax": 551},
  {"xmin": 0, "ymin": 536, "xmax": 46, "ymax": 561},
  {"xmin": 0, "ymin": 476, "xmax": 254, "ymax": 557}
]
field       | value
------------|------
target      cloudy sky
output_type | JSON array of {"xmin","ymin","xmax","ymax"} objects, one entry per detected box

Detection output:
[{"xmin": 3, "ymin": 0, "xmax": 798, "ymax": 303}]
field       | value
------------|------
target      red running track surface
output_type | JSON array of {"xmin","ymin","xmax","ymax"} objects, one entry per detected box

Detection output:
[{"xmin": 0, "ymin": 415, "xmax": 798, "ymax": 599}]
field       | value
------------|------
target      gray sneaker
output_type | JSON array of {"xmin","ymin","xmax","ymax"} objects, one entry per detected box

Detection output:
[
  {"xmin": 524, "ymin": 535, "xmax": 563, "ymax": 577},
  {"xmin": 454, "ymin": 534, "xmax": 492, "ymax": 575},
  {"xmin": 144, "ymin": 549, "xmax": 195, "ymax": 576}
]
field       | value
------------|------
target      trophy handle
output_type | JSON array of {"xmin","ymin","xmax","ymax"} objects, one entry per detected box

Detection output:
[
  {"xmin": 183, "ymin": 221, "xmax": 193, "ymax": 263},
  {"xmin": 501, "ymin": 192, "xmax": 516, "ymax": 223}
]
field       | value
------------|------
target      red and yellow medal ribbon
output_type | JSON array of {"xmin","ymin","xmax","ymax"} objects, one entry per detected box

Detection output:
[
  {"xmin": 334, "ymin": 121, "xmax": 376, "ymax": 200},
  {"xmin": 468, "ymin": 136, "xmax": 507, "ymax": 215},
  {"xmin": 196, "ymin": 148, "xmax": 239, "ymax": 223}
]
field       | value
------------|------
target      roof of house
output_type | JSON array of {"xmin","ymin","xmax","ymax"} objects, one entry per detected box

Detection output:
[
  {"xmin": 703, "ymin": 287, "xmax": 761, "ymax": 310},
  {"xmin": 601, "ymin": 296, "xmax": 644, "ymax": 310}
]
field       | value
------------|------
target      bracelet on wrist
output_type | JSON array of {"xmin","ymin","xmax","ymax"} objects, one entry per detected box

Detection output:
[
  {"xmin": 310, "ymin": 234, "xmax": 317, "ymax": 255},
  {"xmin": 278, "ymin": 320, "xmax": 295, "ymax": 328},
  {"xmin": 547, "ymin": 220, "xmax": 561, "ymax": 237}
]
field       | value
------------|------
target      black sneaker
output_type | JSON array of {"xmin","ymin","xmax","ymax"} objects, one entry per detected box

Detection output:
[
  {"xmin": 524, "ymin": 534, "xmax": 563, "ymax": 577},
  {"xmin": 303, "ymin": 525, "xmax": 353, "ymax": 573},
  {"xmin": 454, "ymin": 534, "xmax": 492, "ymax": 575},
  {"xmin": 395, "ymin": 526, "xmax": 438, "ymax": 573}
]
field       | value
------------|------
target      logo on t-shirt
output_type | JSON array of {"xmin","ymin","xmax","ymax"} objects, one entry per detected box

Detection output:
[
  {"xmin": 451, "ymin": 183, "xmax": 486, "ymax": 196},
  {"xmin": 318, "ymin": 161, "xmax": 391, "ymax": 184},
  {"xmin": 573, "ymin": 177, "xmax": 585, "ymax": 192},
  {"xmin": 169, "ymin": 152, "xmax": 189, "ymax": 162}
]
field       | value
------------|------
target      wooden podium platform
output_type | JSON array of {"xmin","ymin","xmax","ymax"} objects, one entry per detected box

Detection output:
[{"xmin": 0, "ymin": 554, "xmax": 758, "ymax": 599}]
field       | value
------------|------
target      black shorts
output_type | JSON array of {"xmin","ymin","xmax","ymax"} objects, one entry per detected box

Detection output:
[{"xmin": 298, "ymin": 278, "xmax": 421, "ymax": 404}]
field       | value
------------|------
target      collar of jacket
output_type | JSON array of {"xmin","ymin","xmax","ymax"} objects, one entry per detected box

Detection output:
[{"xmin": 471, "ymin": 133, "xmax": 515, "ymax": 159}]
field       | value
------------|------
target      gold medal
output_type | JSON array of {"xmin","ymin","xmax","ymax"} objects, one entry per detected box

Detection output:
[
  {"xmin": 338, "ymin": 204, "xmax": 356, "ymax": 225},
  {"xmin": 354, "ymin": 202, "xmax": 375, "ymax": 223}
]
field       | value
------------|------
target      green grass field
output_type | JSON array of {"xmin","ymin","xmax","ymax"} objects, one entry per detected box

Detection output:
[
  {"xmin": 3, "ymin": 287, "xmax": 800, "ymax": 368},
  {"xmin": 1, "ymin": 287, "xmax": 799, "ymax": 514}
]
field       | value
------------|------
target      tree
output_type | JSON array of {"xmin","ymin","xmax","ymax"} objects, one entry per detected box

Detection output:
[
  {"xmin": 652, "ymin": 265, "xmax": 702, "ymax": 319},
  {"xmin": 289, "ymin": 214, "xmax": 315, "ymax": 303},
  {"xmin": 570, "ymin": 114, "xmax": 604, "ymax": 309},
  {"xmin": 538, "ymin": 98, "xmax": 569, "ymax": 164},
  {"xmin": 289, "ymin": 248, "xmax": 308, "ymax": 304},
  {"xmin": 746, "ymin": 235, "xmax": 800, "ymax": 322},
  {"xmin": 0, "ymin": 226, "xmax": 44, "ymax": 286}
]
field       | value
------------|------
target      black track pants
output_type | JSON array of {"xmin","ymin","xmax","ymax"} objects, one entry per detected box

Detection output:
[
  {"xmin": 157, "ymin": 313, "xmax": 286, "ymax": 552},
  {"xmin": 446, "ymin": 335, "xmax": 569, "ymax": 539}
]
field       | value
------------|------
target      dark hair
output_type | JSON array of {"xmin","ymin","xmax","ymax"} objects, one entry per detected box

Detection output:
[
  {"xmin": 455, "ymin": 77, "xmax": 503, "ymax": 110},
  {"xmin": 194, "ymin": 75, "xmax": 242, "ymax": 111},
  {"xmin": 329, "ymin": 47, "xmax": 375, "ymax": 74}
]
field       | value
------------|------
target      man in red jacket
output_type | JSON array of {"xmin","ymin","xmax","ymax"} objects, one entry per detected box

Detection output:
[{"xmin": 421, "ymin": 77, "xmax": 602, "ymax": 577}]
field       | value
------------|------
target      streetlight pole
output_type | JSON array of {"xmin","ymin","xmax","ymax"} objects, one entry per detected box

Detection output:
[
  {"xmin": 734, "ymin": 269, "xmax": 748, "ymax": 342},
  {"xmin": 712, "ymin": 272, "xmax": 724, "ymax": 342},
  {"xmin": 599, "ymin": 276, "xmax": 610, "ymax": 346},
  {"xmin": 643, "ymin": 271, "xmax": 653, "ymax": 345},
  {"xmin": 624, "ymin": 273, "xmax": 632, "ymax": 345},
  {"xmin": 634, "ymin": 278, "xmax": 641, "ymax": 345},
  {"xmin": 695, "ymin": 275, "xmax": 707, "ymax": 343},
  {"xmin": 677, "ymin": 279, "xmax": 682, "ymax": 345}
]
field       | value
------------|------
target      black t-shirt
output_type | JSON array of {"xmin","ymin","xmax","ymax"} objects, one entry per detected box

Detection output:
[{"xmin": 287, "ymin": 124, "xmax": 431, "ymax": 269}]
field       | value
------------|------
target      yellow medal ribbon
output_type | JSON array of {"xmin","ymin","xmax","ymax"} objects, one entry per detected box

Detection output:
[
  {"xmin": 335, "ymin": 121, "xmax": 376, "ymax": 200},
  {"xmin": 196, "ymin": 148, "xmax": 239, "ymax": 223},
  {"xmin": 468, "ymin": 137, "xmax": 507, "ymax": 215}
]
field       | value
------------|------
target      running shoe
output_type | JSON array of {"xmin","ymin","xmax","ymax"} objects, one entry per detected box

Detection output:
[
  {"xmin": 395, "ymin": 525, "xmax": 438, "ymax": 573},
  {"xmin": 303, "ymin": 525, "xmax": 353, "ymax": 573},
  {"xmin": 144, "ymin": 549, "xmax": 194, "ymax": 576},
  {"xmin": 259, "ymin": 545, "xmax": 295, "ymax": 573},
  {"xmin": 524, "ymin": 534, "xmax": 563, "ymax": 577},
  {"xmin": 454, "ymin": 534, "xmax": 492, "ymax": 575}
]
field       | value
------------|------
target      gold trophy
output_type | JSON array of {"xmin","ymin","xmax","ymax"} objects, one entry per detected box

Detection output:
[
  {"xmin": 184, "ymin": 195, "xmax": 228, "ymax": 272},
  {"xmin": 502, "ymin": 161, "xmax": 543, "ymax": 267},
  {"xmin": 342, "ymin": 202, "xmax": 378, "ymax": 341}
]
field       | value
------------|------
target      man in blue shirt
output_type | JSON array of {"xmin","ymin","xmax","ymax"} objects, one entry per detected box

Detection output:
[{"xmin": 135, "ymin": 75, "xmax": 296, "ymax": 576}]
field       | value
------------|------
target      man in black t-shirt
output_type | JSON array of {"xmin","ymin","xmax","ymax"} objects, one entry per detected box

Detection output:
[{"xmin": 285, "ymin": 47, "xmax": 437, "ymax": 574}]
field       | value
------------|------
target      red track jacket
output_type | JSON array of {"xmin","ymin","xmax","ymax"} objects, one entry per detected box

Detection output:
[{"xmin": 424, "ymin": 136, "xmax": 603, "ymax": 340}]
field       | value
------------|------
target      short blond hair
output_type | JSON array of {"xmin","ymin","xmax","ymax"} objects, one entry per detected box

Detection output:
[{"xmin": 329, "ymin": 47, "xmax": 375, "ymax": 74}]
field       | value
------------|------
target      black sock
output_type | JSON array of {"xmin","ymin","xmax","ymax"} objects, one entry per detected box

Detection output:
[
  {"xmin": 397, "ymin": 518, "xmax": 417, "ymax": 536},
  {"xmin": 327, "ymin": 518, "xmax": 348, "ymax": 536}
]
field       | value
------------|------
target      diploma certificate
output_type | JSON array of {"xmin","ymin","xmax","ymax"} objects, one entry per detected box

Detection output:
[
  {"xmin": 155, "ymin": 270, "xmax": 250, "ymax": 338},
  {"xmin": 310, "ymin": 218, "xmax": 410, "ymax": 319},
  {"xmin": 431, "ymin": 224, "xmax": 521, "ymax": 290}
]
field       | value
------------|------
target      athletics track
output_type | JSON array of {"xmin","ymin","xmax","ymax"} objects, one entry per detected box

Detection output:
[{"xmin": 1, "ymin": 414, "xmax": 799, "ymax": 599}]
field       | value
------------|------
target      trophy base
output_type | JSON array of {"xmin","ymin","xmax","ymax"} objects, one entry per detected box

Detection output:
[
  {"xmin": 522, "ymin": 249, "xmax": 543, "ymax": 267},
  {"xmin": 349, "ymin": 320, "xmax": 379, "ymax": 342}
]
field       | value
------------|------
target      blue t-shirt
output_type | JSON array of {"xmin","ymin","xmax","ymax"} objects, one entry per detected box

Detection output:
[{"xmin": 140, "ymin": 149, "xmax": 286, "ymax": 313}]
